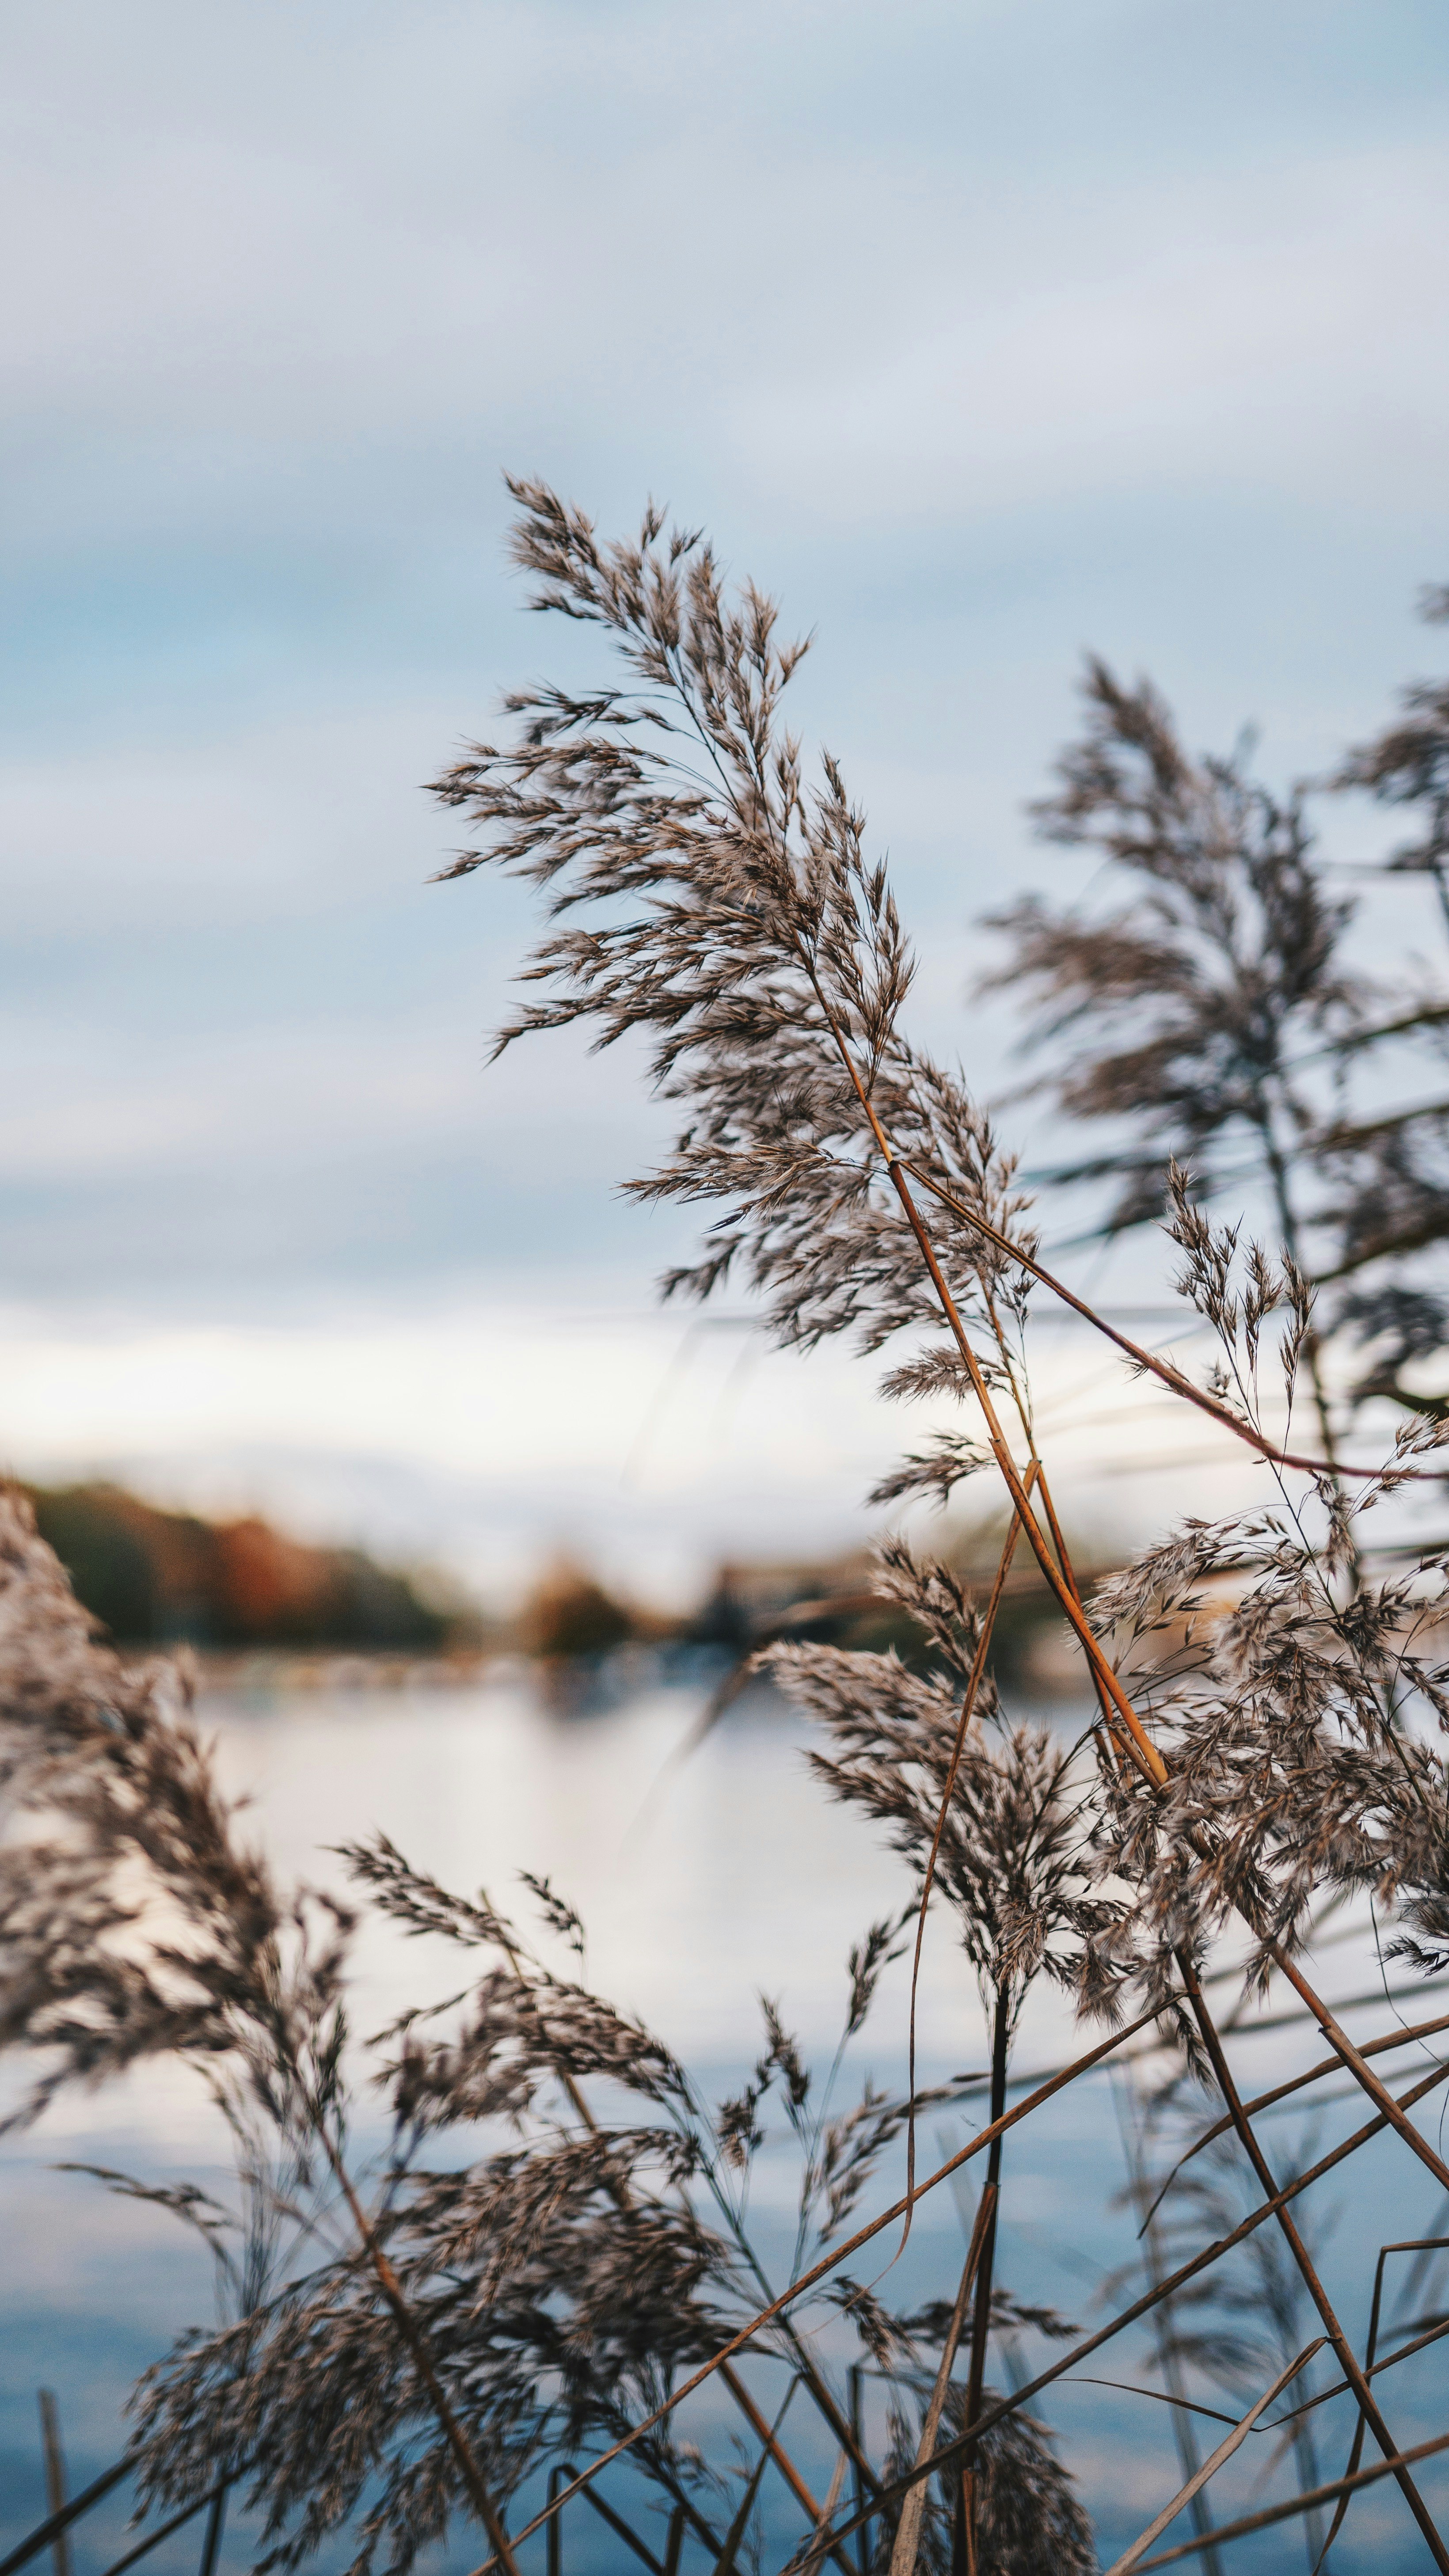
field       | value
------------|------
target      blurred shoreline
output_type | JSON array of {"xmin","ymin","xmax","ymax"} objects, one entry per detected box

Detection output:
[
  {"xmin": 38, "ymin": 1472, "xmax": 1115, "ymax": 1697},
  {"xmin": 187, "ymin": 1640, "xmax": 698, "ymax": 1696}
]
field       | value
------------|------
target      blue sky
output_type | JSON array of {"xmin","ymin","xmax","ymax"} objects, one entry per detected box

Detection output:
[{"xmin": 4, "ymin": 0, "xmax": 1449, "ymax": 1596}]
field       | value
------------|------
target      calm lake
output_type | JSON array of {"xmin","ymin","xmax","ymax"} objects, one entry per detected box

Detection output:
[{"xmin": 3, "ymin": 1673, "xmax": 1445, "ymax": 2574}]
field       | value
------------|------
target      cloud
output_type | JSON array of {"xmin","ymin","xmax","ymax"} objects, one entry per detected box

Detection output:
[
  {"xmin": 1, "ymin": 0, "xmax": 1445, "ymax": 1507},
  {"xmin": 745, "ymin": 141, "xmax": 1449, "ymax": 525},
  {"xmin": 5, "ymin": 3, "xmax": 1445, "ymax": 552},
  {"xmin": 0, "ymin": 1290, "xmax": 1275, "ymax": 1605}
]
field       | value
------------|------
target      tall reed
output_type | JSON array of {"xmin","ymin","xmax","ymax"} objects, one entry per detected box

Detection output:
[{"xmin": 4, "ymin": 485, "xmax": 1449, "ymax": 2573}]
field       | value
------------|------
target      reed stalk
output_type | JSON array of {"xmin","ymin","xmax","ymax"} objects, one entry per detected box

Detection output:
[{"xmin": 8, "ymin": 483, "xmax": 1449, "ymax": 2576}]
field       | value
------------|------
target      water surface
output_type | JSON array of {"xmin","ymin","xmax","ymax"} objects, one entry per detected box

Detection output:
[{"xmin": 3, "ymin": 1674, "xmax": 1444, "ymax": 2574}]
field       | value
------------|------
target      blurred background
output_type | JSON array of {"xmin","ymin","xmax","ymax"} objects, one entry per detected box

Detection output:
[
  {"xmin": 5, "ymin": 9, "xmax": 1449, "ymax": 2568},
  {"xmin": 4, "ymin": 0, "xmax": 1449, "ymax": 1617}
]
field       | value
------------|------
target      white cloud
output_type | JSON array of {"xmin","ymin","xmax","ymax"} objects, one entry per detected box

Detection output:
[
  {"xmin": 0, "ymin": 1294, "xmax": 1277, "ymax": 1603},
  {"xmin": 741, "ymin": 141, "xmax": 1449, "ymax": 524},
  {"xmin": 0, "ymin": 0, "xmax": 1445, "ymax": 1531},
  {"xmin": 3, "ymin": 2, "xmax": 1445, "ymax": 541}
]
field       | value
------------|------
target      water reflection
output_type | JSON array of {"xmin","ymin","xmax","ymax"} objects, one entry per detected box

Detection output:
[{"xmin": 2, "ymin": 1675, "xmax": 1444, "ymax": 2575}]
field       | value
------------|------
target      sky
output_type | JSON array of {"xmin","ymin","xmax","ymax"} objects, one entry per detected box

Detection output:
[{"xmin": 4, "ymin": 0, "xmax": 1449, "ymax": 1603}]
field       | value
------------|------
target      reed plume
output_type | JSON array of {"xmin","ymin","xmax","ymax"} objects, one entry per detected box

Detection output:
[{"xmin": 5, "ymin": 487, "xmax": 1449, "ymax": 2574}]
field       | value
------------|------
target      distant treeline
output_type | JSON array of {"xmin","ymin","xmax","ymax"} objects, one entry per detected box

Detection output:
[
  {"xmin": 23, "ymin": 1480, "xmax": 1114, "ymax": 1674},
  {"xmin": 522, "ymin": 1541, "xmax": 1110, "ymax": 1690},
  {"xmin": 25, "ymin": 1482, "xmax": 462, "ymax": 1652}
]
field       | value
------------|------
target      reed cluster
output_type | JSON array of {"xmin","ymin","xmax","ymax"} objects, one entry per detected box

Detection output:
[{"xmin": 4, "ymin": 491, "xmax": 1449, "ymax": 2572}]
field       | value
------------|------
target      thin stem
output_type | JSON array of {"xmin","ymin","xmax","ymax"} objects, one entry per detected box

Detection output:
[
  {"xmin": 883, "ymin": 1151, "xmax": 1169, "ymax": 1781},
  {"xmin": 1137, "ymin": 2001, "xmax": 1449, "ymax": 2234},
  {"xmin": 488, "ymin": 1887, "xmax": 865, "ymax": 2531},
  {"xmin": 1259, "ymin": 1105, "xmax": 1341, "ymax": 1473},
  {"xmin": 958, "ymin": 1994, "xmax": 1010, "ymax": 2573},
  {"xmin": 888, "ymin": 2185, "xmax": 996, "ymax": 2576},
  {"xmin": 320, "ymin": 2135, "xmax": 522, "ymax": 2576},
  {"xmin": 837, "ymin": 1058, "xmax": 1449, "ymax": 2183},
  {"xmin": 717, "ymin": 2366, "xmax": 857, "ymax": 2576},
  {"xmin": 898, "ymin": 1157, "xmax": 1395, "ymax": 1481},
  {"xmin": 460, "ymin": 2005, "xmax": 1182, "ymax": 2572},
  {"xmin": 1264, "ymin": 1940, "xmax": 1449, "ymax": 2194},
  {"xmin": 1114, "ymin": 2067, "xmax": 1226, "ymax": 2576},
  {"xmin": 714, "ymin": 2382, "xmax": 797, "ymax": 2576},
  {"xmin": 1125, "ymin": 2423, "xmax": 1449, "ymax": 2573},
  {"xmin": 1103, "ymin": 2339, "xmax": 1323, "ymax": 2576},
  {"xmin": 678, "ymin": 2073, "xmax": 881, "ymax": 2500},
  {"xmin": 898, "ymin": 1463, "xmax": 1039, "ymax": 2245},
  {"xmin": 787, "ymin": 2051, "xmax": 1449, "ymax": 2571},
  {"xmin": 1178, "ymin": 1967, "xmax": 1448, "ymax": 2572},
  {"xmin": 1312, "ymin": 2230, "xmax": 1449, "ymax": 2570}
]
